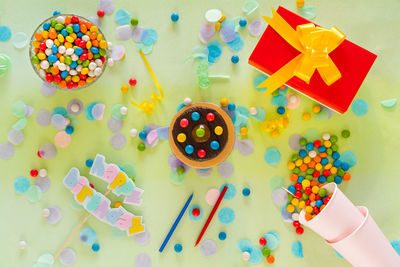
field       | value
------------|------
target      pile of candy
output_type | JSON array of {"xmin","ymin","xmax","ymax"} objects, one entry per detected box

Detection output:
[
  {"xmin": 285, "ymin": 133, "xmax": 352, "ymax": 233},
  {"xmin": 30, "ymin": 14, "xmax": 109, "ymax": 89}
]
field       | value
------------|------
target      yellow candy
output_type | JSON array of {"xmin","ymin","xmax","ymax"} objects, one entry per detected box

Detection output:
[
  {"xmin": 65, "ymin": 75, "xmax": 72, "ymax": 82},
  {"xmin": 324, "ymin": 140, "xmax": 332, "ymax": 148},
  {"xmin": 99, "ymin": 40, "xmax": 108, "ymax": 49},
  {"xmin": 81, "ymin": 67, "xmax": 89, "ymax": 75},
  {"xmin": 302, "ymin": 179, "xmax": 310, "ymax": 188},
  {"xmin": 215, "ymin": 22, "xmax": 221, "ymax": 31},
  {"xmin": 286, "ymin": 204, "xmax": 295, "ymax": 213},
  {"xmin": 299, "ymin": 201, "xmax": 305, "ymax": 209},
  {"xmin": 291, "ymin": 198, "xmax": 299, "ymax": 206},
  {"xmin": 69, "ymin": 33, "xmax": 77, "ymax": 39},
  {"xmin": 287, "ymin": 162, "xmax": 295, "ymax": 170},
  {"xmin": 214, "ymin": 126, "xmax": 223, "ymax": 135},
  {"xmin": 97, "ymin": 33, "xmax": 103, "ymax": 41},
  {"xmin": 90, "ymin": 26, "xmax": 98, "ymax": 33},
  {"xmin": 59, "ymin": 56, "xmax": 65, "ymax": 63},
  {"xmin": 305, "ymin": 206, "xmax": 313, "ymax": 213},
  {"xmin": 315, "ymin": 163, "xmax": 322, "ymax": 171},
  {"xmin": 271, "ymin": 130, "xmax": 280, "ymax": 138},
  {"xmin": 54, "ymin": 39, "xmax": 60, "ymax": 46},
  {"xmin": 57, "ymin": 34, "xmax": 64, "ymax": 43},
  {"xmin": 295, "ymin": 159, "xmax": 303, "ymax": 167},
  {"xmin": 121, "ymin": 84, "xmax": 129, "ymax": 93},
  {"xmin": 302, "ymin": 112, "xmax": 311, "ymax": 121},
  {"xmin": 296, "ymin": 0, "xmax": 304, "ymax": 7},
  {"xmin": 220, "ymin": 98, "xmax": 229, "ymax": 106},
  {"xmin": 32, "ymin": 41, "xmax": 40, "ymax": 48},
  {"xmin": 303, "ymin": 156, "xmax": 311, "ymax": 164},
  {"xmin": 177, "ymin": 133, "xmax": 186, "ymax": 143},
  {"xmin": 312, "ymin": 105, "xmax": 321, "ymax": 113},
  {"xmin": 324, "ymin": 163, "xmax": 332, "ymax": 170},
  {"xmin": 120, "ymin": 53, "xmax": 126, "ymax": 60},
  {"xmin": 86, "ymin": 40, "xmax": 92, "ymax": 49},
  {"xmin": 312, "ymin": 186, "xmax": 319, "ymax": 194},
  {"xmin": 240, "ymin": 127, "xmax": 248, "ymax": 136},
  {"xmin": 114, "ymin": 201, "xmax": 122, "ymax": 208},
  {"xmin": 37, "ymin": 52, "xmax": 46, "ymax": 60},
  {"xmin": 283, "ymin": 118, "xmax": 289, "ymax": 128},
  {"xmin": 65, "ymin": 36, "xmax": 74, "ymax": 43},
  {"xmin": 330, "ymin": 167, "xmax": 337, "ymax": 174},
  {"xmin": 71, "ymin": 75, "xmax": 80, "ymax": 83},
  {"xmin": 41, "ymin": 30, "xmax": 49, "ymax": 39},
  {"xmin": 65, "ymin": 42, "xmax": 72, "ymax": 49},
  {"xmin": 87, "ymin": 77, "xmax": 94, "ymax": 83}
]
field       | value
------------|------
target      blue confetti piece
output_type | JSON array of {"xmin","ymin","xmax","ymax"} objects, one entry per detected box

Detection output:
[
  {"xmin": 271, "ymin": 94, "xmax": 288, "ymax": 107},
  {"xmin": 281, "ymin": 204, "xmax": 294, "ymax": 222},
  {"xmin": 79, "ymin": 228, "xmax": 97, "ymax": 246},
  {"xmin": 263, "ymin": 231, "xmax": 280, "ymax": 249},
  {"xmin": 188, "ymin": 204, "xmax": 203, "ymax": 222},
  {"xmin": 218, "ymin": 207, "xmax": 235, "ymax": 224},
  {"xmin": 84, "ymin": 102, "xmax": 98, "ymax": 121},
  {"xmin": 334, "ymin": 249, "xmax": 344, "ymax": 259},
  {"xmin": 51, "ymin": 107, "xmax": 68, "ymax": 118},
  {"xmin": 136, "ymin": 42, "xmax": 153, "ymax": 54},
  {"xmin": 291, "ymin": 241, "xmax": 303, "ymax": 258},
  {"xmin": 220, "ymin": 19, "xmax": 235, "ymax": 28},
  {"xmin": 141, "ymin": 29, "xmax": 158, "ymax": 45},
  {"xmin": 340, "ymin": 151, "xmax": 357, "ymax": 168},
  {"xmin": 14, "ymin": 176, "xmax": 31, "ymax": 194},
  {"xmin": 391, "ymin": 240, "xmax": 400, "ymax": 256},
  {"xmin": 0, "ymin": 26, "xmax": 12, "ymax": 42},
  {"xmin": 114, "ymin": 9, "xmax": 132, "ymax": 25},
  {"xmin": 207, "ymin": 40, "xmax": 223, "ymax": 64},
  {"xmin": 352, "ymin": 99, "xmax": 369, "ymax": 116},
  {"xmin": 237, "ymin": 239, "xmax": 252, "ymax": 252},
  {"xmin": 248, "ymin": 246, "xmax": 263, "ymax": 264},
  {"xmin": 220, "ymin": 183, "xmax": 236, "ymax": 200},
  {"xmin": 264, "ymin": 148, "xmax": 281, "ymax": 166},
  {"xmin": 177, "ymin": 102, "xmax": 185, "ymax": 112},
  {"xmin": 236, "ymin": 106, "xmax": 250, "ymax": 118},
  {"xmin": 156, "ymin": 127, "xmax": 169, "ymax": 140},
  {"xmin": 226, "ymin": 33, "xmax": 244, "ymax": 52},
  {"xmin": 253, "ymin": 74, "xmax": 268, "ymax": 92}
]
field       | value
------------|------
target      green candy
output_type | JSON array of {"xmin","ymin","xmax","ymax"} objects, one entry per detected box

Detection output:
[
  {"xmin": 291, "ymin": 154, "xmax": 299, "ymax": 161},
  {"xmin": 327, "ymin": 175, "xmax": 335, "ymax": 183},
  {"xmin": 330, "ymin": 135, "xmax": 338, "ymax": 143},
  {"xmin": 82, "ymin": 60, "xmax": 90, "ymax": 67},
  {"xmin": 337, "ymin": 169, "xmax": 345, "ymax": 177},
  {"xmin": 31, "ymin": 55, "xmax": 39, "ymax": 64},
  {"xmin": 306, "ymin": 168, "xmax": 314, "ymax": 175},
  {"xmin": 54, "ymin": 23, "xmax": 64, "ymax": 31},
  {"xmin": 262, "ymin": 248, "xmax": 271, "ymax": 257},
  {"xmin": 302, "ymin": 193, "xmax": 308, "ymax": 200},
  {"xmin": 287, "ymin": 194, "xmax": 293, "ymax": 203},
  {"xmin": 77, "ymin": 59, "xmax": 82, "ymax": 65},
  {"xmin": 292, "ymin": 168, "xmax": 300, "ymax": 175},
  {"xmin": 66, "ymin": 26, "xmax": 73, "ymax": 33},
  {"xmin": 93, "ymin": 53, "xmax": 100, "ymax": 59},
  {"xmin": 272, "ymin": 90, "xmax": 280, "ymax": 97},
  {"xmin": 305, "ymin": 175, "xmax": 313, "ymax": 181},
  {"xmin": 341, "ymin": 129, "xmax": 350, "ymax": 138},
  {"xmin": 50, "ymin": 19, "xmax": 57, "ymax": 27},
  {"xmin": 318, "ymin": 188, "xmax": 327, "ymax": 197},
  {"xmin": 130, "ymin": 17, "xmax": 139, "ymax": 26},
  {"xmin": 196, "ymin": 128, "xmax": 205, "ymax": 138},
  {"xmin": 137, "ymin": 143, "xmax": 145, "ymax": 151},
  {"xmin": 331, "ymin": 144, "xmax": 338, "ymax": 151},
  {"xmin": 326, "ymin": 148, "xmax": 333, "ymax": 156},
  {"xmin": 299, "ymin": 137, "xmax": 307, "ymax": 146},
  {"xmin": 65, "ymin": 56, "xmax": 72, "ymax": 65},
  {"xmin": 99, "ymin": 49, "xmax": 107, "ymax": 56},
  {"xmin": 176, "ymin": 166, "xmax": 185, "ymax": 175}
]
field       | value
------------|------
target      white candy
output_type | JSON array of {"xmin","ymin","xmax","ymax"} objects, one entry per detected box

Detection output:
[
  {"xmin": 46, "ymin": 39, "xmax": 53, "ymax": 48},
  {"xmin": 39, "ymin": 169, "xmax": 47, "ymax": 177},
  {"xmin": 58, "ymin": 45, "xmax": 66, "ymax": 54},
  {"xmin": 69, "ymin": 70, "xmax": 78, "ymax": 76},
  {"xmin": 55, "ymin": 16, "xmax": 65, "ymax": 24},
  {"xmin": 88, "ymin": 70, "xmax": 95, "ymax": 77},
  {"xmin": 205, "ymin": 9, "xmax": 222, "ymax": 23},
  {"xmin": 322, "ymin": 133, "xmax": 331, "ymax": 141},
  {"xmin": 120, "ymin": 106, "xmax": 128, "ymax": 115},
  {"xmin": 309, "ymin": 150, "xmax": 317, "ymax": 158},
  {"xmin": 71, "ymin": 54, "xmax": 78, "ymax": 61},
  {"xmin": 81, "ymin": 35, "xmax": 90, "ymax": 42},
  {"xmin": 71, "ymin": 104, "xmax": 80, "ymax": 113},
  {"xmin": 129, "ymin": 129, "xmax": 138, "ymax": 137},
  {"xmin": 183, "ymin": 98, "xmax": 192, "ymax": 106},
  {"xmin": 88, "ymin": 62, "xmax": 97, "ymax": 71},
  {"xmin": 249, "ymin": 107, "xmax": 257, "ymax": 115},
  {"xmin": 42, "ymin": 208, "xmax": 50, "ymax": 217},
  {"xmin": 40, "ymin": 60, "xmax": 49, "ymax": 70},
  {"xmin": 76, "ymin": 65, "xmax": 82, "ymax": 72},
  {"xmin": 39, "ymin": 69, "xmax": 46, "ymax": 78},
  {"xmin": 65, "ymin": 48, "xmax": 74, "ymax": 56},
  {"xmin": 310, "ymin": 201, "xmax": 316, "ymax": 207},
  {"xmin": 45, "ymin": 48, "xmax": 52, "ymax": 56},
  {"xmin": 292, "ymin": 212, "xmax": 299, "ymax": 221},
  {"xmin": 107, "ymin": 58, "xmax": 114, "ymax": 66},
  {"xmin": 94, "ymin": 67, "xmax": 102, "ymax": 76},
  {"xmin": 19, "ymin": 241, "xmax": 27, "ymax": 250},
  {"xmin": 58, "ymin": 63, "xmax": 66, "ymax": 71},
  {"xmin": 107, "ymin": 42, "xmax": 113, "ymax": 48},
  {"xmin": 53, "ymin": 61, "xmax": 60, "ymax": 67},
  {"xmin": 95, "ymin": 59, "xmax": 102, "ymax": 66},
  {"xmin": 66, "ymin": 65, "xmax": 71, "ymax": 72},
  {"xmin": 242, "ymin": 252, "xmax": 250, "ymax": 261}
]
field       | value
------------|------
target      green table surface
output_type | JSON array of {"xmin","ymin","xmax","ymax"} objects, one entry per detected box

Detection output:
[{"xmin": 1, "ymin": 0, "xmax": 400, "ymax": 266}]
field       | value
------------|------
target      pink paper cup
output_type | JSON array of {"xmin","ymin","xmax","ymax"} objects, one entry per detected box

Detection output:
[
  {"xmin": 328, "ymin": 206, "xmax": 400, "ymax": 267},
  {"xmin": 299, "ymin": 182, "xmax": 364, "ymax": 242}
]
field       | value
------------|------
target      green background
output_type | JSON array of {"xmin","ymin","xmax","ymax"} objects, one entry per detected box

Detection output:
[{"xmin": 1, "ymin": 0, "xmax": 399, "ymax": 266}]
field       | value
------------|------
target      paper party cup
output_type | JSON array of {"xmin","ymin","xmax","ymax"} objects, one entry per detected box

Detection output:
[
  {"xmin": 299, "ymin": 183, "xmax": 364, "ymax": 243},
  {"xmin": 328, "ymin": 206, "xmax": 400, "ymax": 267}
]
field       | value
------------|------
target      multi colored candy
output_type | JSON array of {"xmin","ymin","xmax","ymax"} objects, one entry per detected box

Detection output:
[{"xmin": 31, "ymin": 15, "xmax": 109, "ymax": 89}]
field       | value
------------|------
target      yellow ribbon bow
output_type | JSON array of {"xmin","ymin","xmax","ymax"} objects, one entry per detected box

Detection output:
[{"xmin": 257, "ymin": 8, "xmax": 346, "ymax": 96}]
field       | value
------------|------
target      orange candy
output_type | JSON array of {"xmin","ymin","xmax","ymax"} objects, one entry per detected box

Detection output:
[
  {"xmin": 305, "ymin": 212, "xmax": 313, "ymax": 221},
  {"xmin": 267, "ymin": 255, "xmax": 275, "ymax": 264},
  {"xmin": 92, "ymin": 39, "xmax": 99, "ymax": 47},
  {"xmin": 319, "ymin": 152, "xmax": 327, "ymax": 158},
  {"xmin": 59, "ymin": 80, "xmax": 67, "ymax": 88},
  {"xmin": 65, "ymin": 16, "xmax": 71, "ymax": 25},
  {"xmin": 299, "ymin": 164, "xmax": 308, "ymax": 172},
  {"xmin": 343, "ymin": 173, "xmax": 351, "ymax": 181},
  {"xmin": 50, "ymin": 66, "xmax": 59, "ymax": 75},
  {"xmin": 87, "ymin": 52, "xmax": 93, "ymax": 60},
  {"xmin": 309, "ymin": 193, "xmax": 316, "ymax": 201},
  {"xmin": 290, "ymin": 174, "xmax": 298, "ymax": 182},
  {"xmin": 310, "ymin": 180, "xmax": 318, "ymax": 187},
  {"xmin": 90, "ymin": 32, "xmax": 97, "ymax": 40},
  {"xmin": 48, "ymin": 29, "xmax": 57, "ymax": 39},
  {"xmin": 308, "ymin": 161, "xmax": 316, "ymax": 168},
  {"xmin": 314, "ymin": 156, "xmax": 321, "ymax": 163},
  {"xmin": 34, "ymin": 32, "xmax": 43, "ymax": 41},
  {"xmin": 78, "ymin": 80, "xmax": 86, "ymax": 87},
  {"xmin": 85, "ymin": 21, "xmax": 93, "ymax": 29},
  {"xmin": 80, "ymin": 24, "xmax": 87, "ymax": 33},
  {"xmin": 320, "ymin": 204, "xmax": 326, "ymax": 211},
  {"xmin": 319, "ymin": 183, "xmax": 325, "ymax": 188}
]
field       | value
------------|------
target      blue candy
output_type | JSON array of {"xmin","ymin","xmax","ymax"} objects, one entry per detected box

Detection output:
[
  {"xmin": 334, "ymin": 160, "xmax": 342, "ymax": 168},
  {"xmin": 92, "ymin": 243, "xmax": 100, "ymax": 252},
  {"xmin": 341, "ymin": 162, "xmax": 350, "ymax": 171},
  {"xmin": 242, "ymin": 188, "xmax": 251, "ymax": 197},
  {"xmin": 48, "ymin": 54, "xmax": 58, "ymax": 63},
  {"xmin": 91, "ymin": 47, "xmax": 99, "ymax": 54},
  {"xmin": 297, "ymin": 176, "xmax": 305, "ymax": 183},
  {"xmin": 228, "ymin": 103, "xmax": 236, "ymax": 111},
  {"xmin": 74, "ymin": 47, "xmax": 83, "ymax": 56},
  {"xmin": 65, "ymin": 126, "xmax": 74, "ymax": 134},
  {"xmin": 318, "ymin": 146, "xmax": 326, "ymax": 152},
  {"xmin": 332, "ymin": 151, "xmax": 340, "ymax": 160},
  {"xmin": 334, "ymin": 176, "xmax": 343, "ymax": 184},
  {"xmin": 210, "ymin": 141, "xmax": 220, "ymax": 150},
  {"xmin": 288, "ymin": 185, "xmax": 296, "ymax": 194},
  {"xmin": 191, "ymin": 112, "xmax": 200, "ymax": 121},
  {"xmin": 305, "ymin": 143, "xmax": 314, "ymax": 151},
  {"xmin": 139, "ymin": 131, "xmax": 147, "ymax": 140},
  {"xmin": 318, "ymin": 175, "xmax": 327, "ymax": 183},
  {"xmin": 316, "ymin": 199, "xmax": 323, "ymax": 208},
  {"xmin": 51, "ymin": 45, "xmax": 58, "ymax": 54},
  {"xmin": 219, "ymin": 232, "xmax": 227, "ymax": 240},
  {"xmin": 185, "ymin": 145, "xmax": 194, "ymax": 154},
  {"xmin": 174, "ymin": 243, "xmax": 183, "ymax": 253},
  {"xmin": 299, "ymin": 149, "xmax": 307, "ymax": 158},
  {"xmin": 239, "ymin": 19, "xmax": 247, "ymax": 27},
  {"xmin": 43, "ymin": 22, "xmax": 51, "ymax": 31},
  {"xmin": 277, "ymin": 106, "xmax": 285, "ymax": 114},
  {"xmin": 171, "ymin": 13, "xmax": 179, "ymax": 22},
  {"xmin": 231, "ymin": 55, "xmax": 239, "ymax": 64},
  {"xmin": 85, "ymin": 159, "xmax": 93, "ymax": 167},
  {"xmin": 77, "ymin": 32, "xmax": 84, "ymax": 38},
  {"xmin": 321, "ymin": 158, "xmax": 328, "ymax": 165},
  {"xmin": 70, "ymin": 61, "xmax": 78, "ymax": 68},
  {"xmin": 73, "ymin": 24, "xmax": 80, "ymax": 33},
  {"xmin": 53, "ymin": 10, "xmax": 61, "ymax": 16},
  {"xmin": 61, "ymin": 71, "xmax": 68, "ymax": 79},
  {"xmin": 61, "ymin": 29, "xmax": 68, "ymax": 37}
]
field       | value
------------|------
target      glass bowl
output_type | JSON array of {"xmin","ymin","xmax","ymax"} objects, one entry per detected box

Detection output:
[{"xmin": 29, "ymin": 14, "xmax": 109, "ymax": 90}]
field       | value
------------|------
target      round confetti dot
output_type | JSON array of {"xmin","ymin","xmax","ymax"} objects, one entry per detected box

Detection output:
[
  {"xmin": 205, "ymin": 188, "xmax": 220, "ymax": 205},
  {"xmin": 34, "ymin": 176, "xmax": 51, "ymax": 192},
  {"xmin": 242, "ymin": 188, "xmax": 251, "ymax": 196},
  {"xmin": 107, "ymin": 117, "xmax": 124, "ymax": 132},
  {"xmin": 55, "ymin": 131, "xmax": 72, "ymax": 148},
  {"xmin": 26, "ymin": 185, "xmax": 42, "ymax": 202},
  {"xmin": 115, "ymin": 8, "xmax": 132, "ymax": 25},
  {"xmin": 116, "ymin": 25, "xmax": 133, "ymax": 40},
  {"xmin": 14, "ymin": 176, "xmax": 30, "ymax": 194},
  {"xmin": 381, "ymin": 98, "xmax": 397, "ymax": 110},
  {"xmin": 205, "ymin": 9, "xmax": 222, "ymax": 22},
  {"xmin": 0, "ymin": 142, "xmax": 15, "ymax": 159},
  {"xmin": 300, "ymin": 5, "xmax": 317, "ymax": 19},
  {"xmin": 207, "ymin": 40, "xmax": 223, "ymax": 64},
  {"xmin": 264, "ymin": 148, "xmax": 281, "ymax": 166},
  {"xmin": 291, "ymin": 241, "xmax": 304, "ymax": 258},
  {"xmin": 0, "ymin": 26, "xmax": 12, "ymax": 42},
  {"xmin": 79, "ymin": 228, "xmax": 97, "ymax": 246},
  {"xmin": 59, "ymin": 248, "xmax": 76, "ymax": 266},
  {"xmin": 303, "ymin": 128, "xmax": 320, "ymax": 142},
  {"xmin": 141, "ymin": 28, "xmax": 158, "ymax": 45},
  {"xmin": 218, "ymin": 207, "xmax": 235, "ymax": 225},
  {"xmin": 0, "ymin": 54, "xmax": 10, "ymax": 77},
  {"xmin": 11, "ymin": 102, "xmax": 26, "ymax": 117},
  {"xmin": 288, "ymin": 134, "xmax": 303, "ymax": 151},
  {"xmin": 99, "ymin": 0, "xmax": 115, "ymax": 14},
  {"xmin": 36, "ymin": 110, "xmax": 51, "ymax": 127},
  {"xmin": 220, "ymin": 183, "xmax": 236, "ymax": 200},
  {"xmin": 242, "ymin": 0, "xmax": 259, "ymax": 15},
  {"xmin": 46, "ymin": 206, "xmax": 62, "ymax": 224},
  {"xmin": 174, "ymin": 243, "xmax": 183, "ymax": 253},
  {"xmin": 340, "ymin": 151, "xmax": 357, "ymax": 168},
  {"xmin": 237, "ymin": 139, "xmax": 254, "ymax": 156},
  {"xmin": 36, "ymin": 253, "xmax": 55, "ymax": 265},
  {"xmin": 218, "ymin": 232, "xmax": 227, "ymax": 240},
  {"xmin": 263, "ymin": 231, "xmax": 280, "ymax": 249},
  {"xmin": 40, "ymin": 81, "xmax": 57, "ymax": 97},
  {"xmin": 188, "ymin": 204, "xmax": 203, "ymax": 221},
  {"xmin": 12, "ymin": 32, "xmax": 28, "ymax": 49},
  {"xmin": 352, "ymin": 99, "xmax": 369, "ymax": 116},
  {"xmin": 7, "ymin": 128, "xmax": 24, "ymax": 145},
  {"xmin": 196, "ymin": 168, "xmax": 212, "ymax": 177},
  {"xmin": 270, "ymin": 176, "xmax": 285, "ymax": 191},
  {"xmin": 271, "ymin": 188, "xmax": 288, "ymax": 206},
  {"xmin": 217, "ymin": 162, "xmax": 234, "ymax": 178},
  {"xmin": 134, "ymin": 253, "xmax": 152, "ymax": 267},
  {"xmin": 110, "ymin": 132, "xmax": 127, "ymax": 149},
  {"xmin": 248, "ymin": 19, "xmax": 264, "ymax": 36},
  {"xmin": 38, "ymin": 142, "xmax": 57, "ymax": 160},
  {"xmin": 134, "ymin": 229, "xmax": 151, "ymax": 245},
  {"xmin": 111, "ymin": 227, "xmax": 126, "ymax": 239},
  {"xmin": 51, "ymin": 114, "xmax": 66, "ymax": 130},
  {"xmin": 169, "ymin": 170, "xmax": 185, "ymax": 185},
  {"xmin": 200, "ymin": 240, "xmax": 217, "ymax": 257}
]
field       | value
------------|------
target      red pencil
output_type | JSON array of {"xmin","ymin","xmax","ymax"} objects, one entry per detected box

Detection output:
[{"xmin": 195, "ymin": 186, "xmax": 228, "ymax": 247}]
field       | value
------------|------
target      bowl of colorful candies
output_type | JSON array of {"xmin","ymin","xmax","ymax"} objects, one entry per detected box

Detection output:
[{"xmin": 29, "ymin": 14, "xmax": 109, "ymax": 90}]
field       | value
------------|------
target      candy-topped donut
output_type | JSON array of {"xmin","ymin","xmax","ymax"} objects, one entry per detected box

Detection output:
[{"xmin": 169, "ymin": 102, "xmax": 235, "ymax": 168}]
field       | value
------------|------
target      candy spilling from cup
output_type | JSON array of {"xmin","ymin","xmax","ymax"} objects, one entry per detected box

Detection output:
[
  {"xmin": 300, "ymin": 183, "xmax": 400, "ymax": 267},
  {"xmin": 30, "ymin": 14, "xmax": 110, "ymax": 90}
]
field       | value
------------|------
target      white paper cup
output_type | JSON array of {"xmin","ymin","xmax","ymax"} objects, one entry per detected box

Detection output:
[
  {"xmin": 328, "ymin": 206, "xmax": 400, "ymax": 267},
  {"xmin": 299, "ymin": 183, "xmax": 364, "ymax": 242}
]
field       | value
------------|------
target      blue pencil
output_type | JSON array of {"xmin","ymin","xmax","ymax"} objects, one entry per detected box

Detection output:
[{"xmin": 159, "ymin": 193, "xmax": 193, "ymax": 253}]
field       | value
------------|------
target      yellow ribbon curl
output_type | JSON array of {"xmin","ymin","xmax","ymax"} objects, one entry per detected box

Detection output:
[{"xmin": 257, "ymin": 8, "xmax": 346, "ymax": 96}]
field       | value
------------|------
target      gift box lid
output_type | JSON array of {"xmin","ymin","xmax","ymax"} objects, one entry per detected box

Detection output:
[{"xmin": 249, "ymin": 6, "xmax": 377, "ymax": 113}]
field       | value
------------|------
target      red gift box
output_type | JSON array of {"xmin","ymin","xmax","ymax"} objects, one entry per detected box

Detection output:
[{"xmin": 249, "ymin": 6, "xmax": 377, "ymax": 113}]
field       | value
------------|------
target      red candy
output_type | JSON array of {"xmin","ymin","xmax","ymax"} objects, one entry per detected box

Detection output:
[
  {"xmin": 192, "ymin": 208, "xmax": 200, "ymax": 216},
  {"xmin": 294, "ymin": 183, "xmax": 302, "ymax": 191},
  {"xmin": 79, "ymin": 74, "xmax": 87, "ymax": 80},
  {"xmin": 312, "ymin": 171, "xmax": 320, "ymax": 178},
  {"xmin": 296, "ymin": 227, "xmax": 304, "ymax": 235},
  {"xmin": 79, "ymin": 41, "xmax": 86, "ymax": 49},
  {"xmin": 324, "ymin": 197, "xmax": 331, "ymax": 204},
  {"xmin": 46, "ymin": 74, "xmax": 54, "ymax": 83},
  {"xmin": 90, "ymin": 183, "xmax": 94, "ymax": 189},
  {"xmin": 129, "ymin": 78, "xmax": 137, "ymax": 86},
  {"xmin": 37, "ymin": 150, "xmax": 42, "ymax": 158},
  {"xmin": 180, "ymin": 118, "xmax": 189, "ymax": 128},
  {"xmin": 206, "ymin": 113, "xmax": 215, "ymax": 122},
  {"xmin": 74, "ymin": 38, "xmax": 81, "ymax": 46},
  {"xmin": 313, "ymin": 206, "xmax": 320, "ymax": 214},
  {"xmin": 80, "ymin": 54, "xmax": 88, "ymax": 61},
  {"xmin": 259, "ymin": 237, "xmax": 267, "ymax": 246},
  {"xmin": 30, "ymin": 169, "xmax": 38, "ymax": 177},
  {"xmin": 315, "ymin": 195, "xmax": 322, "ymax": 201},
  {"xmin": 313, "ymin": 140, "xmax": 321, "ymax": 148},
  {"xmin": 54, "ymin": 74, "xmax": 62, "ymax": 83},
  {"xmin": 71, "ymin": 16, "xmax": 79, "ymax": 24},
  {"xmin": 304, "ymin": 187, "xmax": 312, "ymax": 195},
  {"xmin": 97, "ymin": 9, "xmax": 105, "ymax": 17},
  {"xmin": 305, "ymin": 200, "xmax": 311, "ymax": 206},
  {"xmin": 198, "ymin": 149, "xmax": 206, "ymax": 158},
  {"xmin": 39, "ymin": 42, "xmax": 47, "ymax": 51},
  {"xmin": 293, "ymin": 221, "xmax": 301, "ymax": 228},
  {"xmin": 67, "ymin": 81, "xmax": 74, "ymax": 89},
  {"xmin": 294, "ymin": 191, "xmax": 302, "ymax": 199},
  {"xmin": 323, "ymin": 170, "xmax": 330, "ymax": 176}
]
